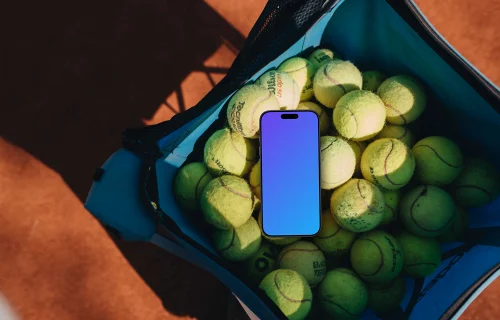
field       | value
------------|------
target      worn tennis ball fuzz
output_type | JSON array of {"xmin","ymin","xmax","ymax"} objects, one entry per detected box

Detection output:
[
  {"xmin": 318, "ymin": 268, "xmax": 368, "ymax": 320},
  {"xmin": 377, "ymin": 75, "xmax": 427, "ymax": 125},
  {"xmin": 330, "ymin": 179, "xmax": 385, "ymax": 232},
  {"xmin": 307, "ymin": 48, "xmax": 338, "ymax": 69},
  {"xmin": 278, "ymin": 57, "xmax": 317, "ymax": 101},
  {"xmin": 297, "ymin": 102, "xmax": 331, "ymax": 135},
  {"xmin": 381, "ymin": 190, "xmax": 401, "ymax": 225},
  {"xmin": 244, "ymin": 242, "xmax": 279, "ymax": 286},
  {"xmin": 259, "ymin": 269, "xmax": 312, "ymax": 320},
  {"xmin": 350, "ymin": 230, "xmax": 403, "ymax": 283},
  {"xmin": 396, "ymin": 231, "xmax": 441, "ymax": 278},
  {"xmin": 362, "ymin": 70, "xmax": 387, "ymax": 92},
  {"xmin": 201, "ymin": 175, "xmax": 255, "ymax": 229},
  {"xmin": 345, "ymin": 139, "xmax": 366, "ymax": 174},
  {"xmin": 412, "ymin": 136, "xmax": 464, "ymax": 186},
  {"xmin": 173, "ymin": 162, "xmax": 213, "ymax": 211},
  {"xmin": 375, "ymin": 124, "xmax": 416, "ymax": 147},
  {"xmin": 213, "ymin": 217, "xmax": 262, "ymax": 261},
  {"xmin": 438, "ymin": 206, "xmax": 469, "ymax": 243},
  {"xmin": 257, "ymin": 211, "xmax": 301, "ymax": 246},
  {"xmin": 320, "ymin": 136, "xmax": 356, "ymax": 190},
  {"xmin": 227, "ymin": 84, "xmax": 280, "ymax": 138},
  {"xmin": 204, "ymin": 128, "xmax": 257, "ymax": 177},
  {"xmin": 361, "ymin": 138, "xmax": 416, "ymax": 190},
  {"xmin": 255, "ymin": 70, "xmax": 301, "ymax": 110},
  {"xmin": 249, "ymin": 160, "xmax": 261, "ymax": 199},
  {"xmin": 367, "ymin": 277, "xmax": 406, "ymax": 313},
  {"xmin": 453, "ymin": 158, "xmax": 500, "ymax": 207},
  {"xmin": 313, "ymin": 60, "xmax": 363, "ymax": 108},
  {"xmin": 313, "ymin": 210, "xmax": 356, "ymax": 256},
  {"xmin": 400, "ymin": 185, "xmax": 456, "ymax": 236},
  {"xmin": 278, "ymin": 241, "xmax": 327, "ymax": 288},
  {"xmin": 333, "ymin": 90, "xmax": 386, "ymax": 141}
]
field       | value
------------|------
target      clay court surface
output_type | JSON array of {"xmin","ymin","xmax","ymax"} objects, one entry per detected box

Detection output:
[{"xmin": 2, "ymin": 0, "xmax": 500, "ymax": 319}]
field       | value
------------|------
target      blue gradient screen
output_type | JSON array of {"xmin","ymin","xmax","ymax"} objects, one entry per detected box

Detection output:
[{"xmin": 260, "ymin": 111, "xmax": 320, "ymax": 236}]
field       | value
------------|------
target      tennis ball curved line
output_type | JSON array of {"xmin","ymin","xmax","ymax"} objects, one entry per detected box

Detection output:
[
  {"xmin": 273, "ymin": 271, "xmax": 312, "ymax": 303},
  {"xmin": 383, "ymin": 139, "xmax": 407, "ymax": 186},
  {"xmin": 323, "ymin": 65, "xmax": 347, "ymax": 94},
  {"xmin": 194, "ymin": 168, "xmax": 211, "ymax": 202},
  {"xmin": 409, "ymin": 186, "xmax": 455, "ymax": 232},
  {"xmin": 357, "ymin": 180, "xmax": 385, "ymax": 214},
  {"xmin": 250, "ymin": 91, "xmax": 274, "ymax": 132},
  {"xmin": 354, "ymin": 238, "xmax": 385, "ymax": 276},
  {"xmin": 413, "ymin": 144, "xmax": 463, "ymax": 168},
  {"xmin": 383, "ymin": 102, "xmax": 407, "ymax": 124}
]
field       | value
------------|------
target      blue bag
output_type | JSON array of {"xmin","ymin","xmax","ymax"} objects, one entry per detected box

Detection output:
[{"xmin": 86, "ymin": 0, "xmax": 500, "ymax": 318}]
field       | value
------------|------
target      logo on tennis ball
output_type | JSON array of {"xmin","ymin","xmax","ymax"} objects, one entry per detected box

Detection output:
[
  {"xmin": 313, "ymin": 260, "xmax": 327, "ymax": 277},
  {"xmin": 384, "ymin": 236, "xmax": 401, "ymax": 272},
  {"xmin": 230, "ymin": 101, "xmax": 245, "ymax": 133},
  {"xmin": 266, "ymin": 71, "xmax": 276, "ymax": 95}
]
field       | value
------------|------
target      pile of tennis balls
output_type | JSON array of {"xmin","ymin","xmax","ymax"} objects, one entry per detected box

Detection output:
[{"xmin": 173, "ymin": 47, "xmax": 500, "ymax": 320}]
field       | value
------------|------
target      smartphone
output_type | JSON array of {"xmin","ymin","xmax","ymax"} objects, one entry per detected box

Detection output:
[{"xmin": 260, "ymin": 110, "xmax": 321, "ymax": 237}]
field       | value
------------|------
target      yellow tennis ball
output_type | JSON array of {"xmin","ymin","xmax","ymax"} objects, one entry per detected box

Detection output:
[
  {"xmin": 377, "ymin": 75, "xmax": 427, "ymax": 125},
  {"xmin": 255, "ymin": 70, "xmax": 301, "ymax": 110},
  {"xmin": 333, "ymin": 90, "xmax": 386, "ymax": 141},
  {"xmin": 307, "ymin": 48, "xmax": 338, "ymax": 69},
  {"xmin": 244, "ymin": 242, "xmax": 279, "ymax": 286},
  {"xmin": 395, "ymin": 230, "xmax": 441, "ymax": 278},
  {"xmin": 173, "ymin": 162, "xmax": 213, "ymax": 211},
  {"xmin": 259, "ymin": 269, "xmax": 312, "ymax": 320},
  {"xmin": 381, "ymin": 189, "xmax": 401, "ymax": 225},
  {"xmin": 257, "ymin": 211, "xmax": 301, "ymax": 246},
  {"xmin": 278, "ymin": 57, "xmax": 317, "ymax": 101},
  {"xmin": 412, "ymin": 136, "xmax": 464, "ymax": 186},
  {"xmin": 375, "ymin": 124, "xmax": 416, "ymax": 147},
  {"xmin": 313, "ymin": 210, "xmax": 356, "ymax": 256},
  {"xmin": 361, "ymin": 138, "xmax": 416, "ymax": 190},
  {"xmin": 201, "ymin": 175, "xmax": 255, "ymax": 229},
  {"xmin": 453, "ymin": 158, "xmax": 500, "ymax": 207},
  {"xmin": 344, "ymin": 139, "xmax": 367, "ymax": 174},
  {"xmin": 318, "ymin": 268, "xmax": 368, "ymax": 320},
  {"xmin": 437, "ymin": 206, "xmax": 469, "ymax": 243},
  {"xmin": 297, "ymin": 102, "xmax": 331, "ymax": 135},
  {"xmin": 204, "ymin": 128, "xmax": 257, "ymax": 177},
  {"xmin": 320, "ymin": 136, "xmax": 356, "ymax": 190},
  {"xmin": 400, "ymin": 185, "xmax": 456, "ymax": 236},
  {"xmin": 227, "ymin": 84, "xmax": 280, "ymax": 138},
  {"xmin": 213, "ymin": 217, "xmax": 261, "ymax": 261},
  {"xmin": 362, "ymin": 70, "xmax": 387, "ymax": 92},
  {"xmin": 313, "ymin": 60, "xmax": 363, "ymax": 108},
  {"xmin": 248, "ymin": 160, "xmax": 261, "ymax": 199},
  {"xmin": 350, "ymin": 230, "xmax": 404, "ymax": 283},
  {"xmin": 278, "ymin": 241, "xmax": 327, "ymax": 287},
  {"xmin": 367, "ymin": 277, "xmax": 406, "ymax": 313}
]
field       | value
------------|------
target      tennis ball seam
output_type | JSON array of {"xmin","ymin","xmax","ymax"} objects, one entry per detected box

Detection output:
[
  {"xmin": 320, "ymin": 137, "xmax": 337, "ymax": 152},
  {"xmin": 409, "ymin": 186, "xmax": 455, "ymax": 232},
  {"xmin": 336, "ymin": 104, "xmax": 358, "ymax": 139},
  {"xmin": 355, "ymin": 238, "xmax": 384, "ymax": 276},
  {"xmin": 219, "ymin": 229, "xmax": 236, "ymax": 252},
  {"xmin": 278, "ymin": 248, "xmax": 321, "ymax": 266},
  {"xmin": 357, "ymin": 180, "xmax": 384, "ymax": 214},
  {"xmin": 219, "ymin": 176, "xmax": 252, "ymax": 199},
  {"xmin": 383, "ymin": 102, "xmax": 407, "ymax": 124},
  {"xmin": 323, "ymin": 65, "xmax": 347, "ymax": 94},
  {"xmin": 273, "ymin": 270, "xmax": 312, "ymax": 303},
  {"xmin": 396, "ymin": 126, "xmax": 409, "ymax": 140},
  {"xmin": 250, "ymin": 91, "xmax": 274, "ymax": 134},
  {"xmin": 315, "ymin": 225, "xmax": 342, "ymax": 240},
  {"xmin": 194, "ymin": 168, "xmax": 211, "ymax": 202},
  {"xmin": 413, "ymin": 144, "xmax": 463, "ymax": 168},
  {"xmin": 229, "ymin": 131, "xmax": 256, "ymax": 162},
  {"xmin": 320, "ymin": 298, "xmax": 360, "ymax": 317},
  {"xmin": 455, "ymin": 185, "xmax": 493, "ymax": 202},
  {"xmin": 383, "ymin": 140, "xmax": 407, "ymax": 187}
]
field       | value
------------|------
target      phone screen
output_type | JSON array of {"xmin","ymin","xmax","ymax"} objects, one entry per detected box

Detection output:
[{"xmin": 260, "ymin": 110, "xmax": 321, "ymax": 237}]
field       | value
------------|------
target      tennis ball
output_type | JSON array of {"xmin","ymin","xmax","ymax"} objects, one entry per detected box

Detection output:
[
  {"xmin": 453, "ymin": 158, "xmax": 500, "ymax": 207},
  {"xmin": 278, "ymin": 241, "xmax": 327, "ymax": 287},
  {"xmin": 400, "ymin": 185, "xmax": 456, "ymax": 236},
  {"xmin": 257, "ymin": 211, "xmax": 301, "ymax": 246},
  {"xmin": 173, "ymin": 162, "xmax": 213, "ymax": 211},
  {"xmin": 437, "ymin": 206, "xmax": 469, "ymax": 243},
  {"xmin": 204, "ymin": 128, "xmax": 257, "ymax": 177},
  {"xmin": 350, "ymin": 230, "xmax": 403, "ymax": 283},
  {"xmin": 412, "ymin": 136, "xmax": 464, "ymax": 186},
  {"xmin": 255, "ymin": 70, "xmax": 301, "ymax": 110},
  {"xmin": 367, "ymin": 277, "xmax": 406, "ymax": 313},
  {"xmin": 377, "ymin": 75, "xmax": 427, "ymax": 125},
  {"xmin": 313, "ymin": 210, "xmax": 356, "ymax": 256},
  {"xmin": 201, "ymin": 175, "xmax": 255, "ymax": 229},
  {"xmin": 375, "ymin": 124, "xmax": 416, "ymax": 147},
  {"xmin": 320, "ymin": 136, "xmax": 356, "ymax": 190},
  {"xmin": 330, "ymin": 179, "xmax": 385, "ymax": 232},
  {"xmin": 396, "ymin": 230, "xmax": 441, "ymax": 278},
  {"xmin": 259, "ymin": 269, "xmax": 312, "ymax": 320},
  {"xmin": 333, "ymin": 90, "xmax": 386, "ymax": 141},
  {"xmin": 381, "ymin": 190, "xmax": 401, "ymax": 225},
  {"xmin": 278, "ymin": 57, "xmax": 317, "ymax": 101},
  {"xmin": 297, "ymin": 102, "xmax": 331, "ymax": 135},
  {"xmin": 227, "ymin": 84, "xmax": 280, "ymax": 138},
  {"xmin": 213, "ymin": 217, "xmax": 262, "ymax": 261},
  {"xmin": 249, "ymin": 160, "xmax": 261, "ymax": 199},
  {"xmin": 361, "ymin": 138, "xmax": 416, "ymax": 190},
  {"xmin": 318, "ymin": 268, "xmax": 368, "ymax": 320},
  {"xmin": 362, "ymin": 70, "xmax": 387, "ymax": 92},
  {"xmin": 345, "ymin": 139, "xmax": 367, "ymax": 174},
  {"xmin": 313, "ymin": 60, "xmax": 363, "ymax": 108},
  {"xmin": 307, "ymin": 48, "xmax": 337, "ymax": 69},
  {"xmin": 244, "ymin": 242, "xmax": 279, "ymax": 285}
]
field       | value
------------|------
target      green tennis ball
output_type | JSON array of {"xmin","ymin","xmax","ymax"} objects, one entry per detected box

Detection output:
[
  {"xmin": 330, "ymin": 179, "xmax": 385, "ymax": 232},
  {"xmin": 297, "ymin": 102, "xmax": 331, "ymax": 135},
  {"xmin": 437, "ymin": 206, "xmax": 469, "ymax": 243},
  {"xmin": 320, "ymin": 136, "xmax": 356, "ymax": 190},
  {"xmin": 381, "ymin": 190, "xmax": 401, "ymax": 225},
  {"xmin": 244, "ymin": 242, "xmax": 279, "ymax": 285},
  {"xmin": 375, "ymin": 124, "xmax": 416, "ymax": 147},
  {"xmin": 362, "ymin": 70, "xmax": 387, "ymax": 92},
  {"xmin": 377, "ymin": 75, "xmax": 427, "ymax": 125},
  {"xmin": 412, "ymin": 136, "xmax": 464, "ymax": 186},
  {"xmin": 350, "ymin": 230, "xmax": 403, "ymax": 283},
  {"xmin": 204, "ymin": 128, "xmax": 257, "ymax": 177},
  {"xmin": 249, "ymin": 160, "xmax": 261, "ymax": 199},
  {"xmin": 333, "ymin": 90, "xmax": 386, "ymax": 141},
  {"xmin": 367, "ymin": 277, "xmax": 406, "ymax": 313},
  {"xmin": 259, "ymin": 269, "xmax": 312, "ymax": 320},
  {"xmin": 307, "ymin": 48, "xmax": 338, "ymax": 69},
  {"xmin": 313, "ymin": 210, "xmax": 356, "ymax": 256},
  {"xmin": 278, "ymin": 241, "xmax": 327, "ymax": 287},
  {"xmin": 345, "ymin": 139, "xmax": 367, "ymax": 174},
  {"xmin": 453, "ymin": 158, "xmax": 500, "ymax": 207},
  {"xmin": 278, "ymin": 57, "xmax": 317, "ymax": 101},
  {"xmin": 173, "ymin": 162, "xmax": 213, "ymax": 211},
  {"xmin": 227, "ymin": 84, "xmax": 280, "ymax": 138},
  {"xmin": 257, "ymin": 211, "xmax": 301, "ymax": 246},
  {"xmin": 318, "ymin": 268, "xmax": 368, "ymax": 320},
  {"xmin": 396, "ymin": 230, "xmax": 441, "ymax": 278},
  {"xmin": 255, "ymin": 70, "xmax": 301, "ymax": 110},
  {"xmin": 400, "ymin": 185, "xmax": 456, "ymax": 236},
  {"xmin": 313, "ymin": 60, "xmax": 363, "ymax": 108},
  {"xmin": 213, "ymin": 217, "xmax": 262, "ymax": 261},
  {"xmin": 361, "ymin": 138, "xmax": 416, "ymax": 190},
  {"xmin": 201, "ymin": 175, "xmax": 255, "ymax": 229}
]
